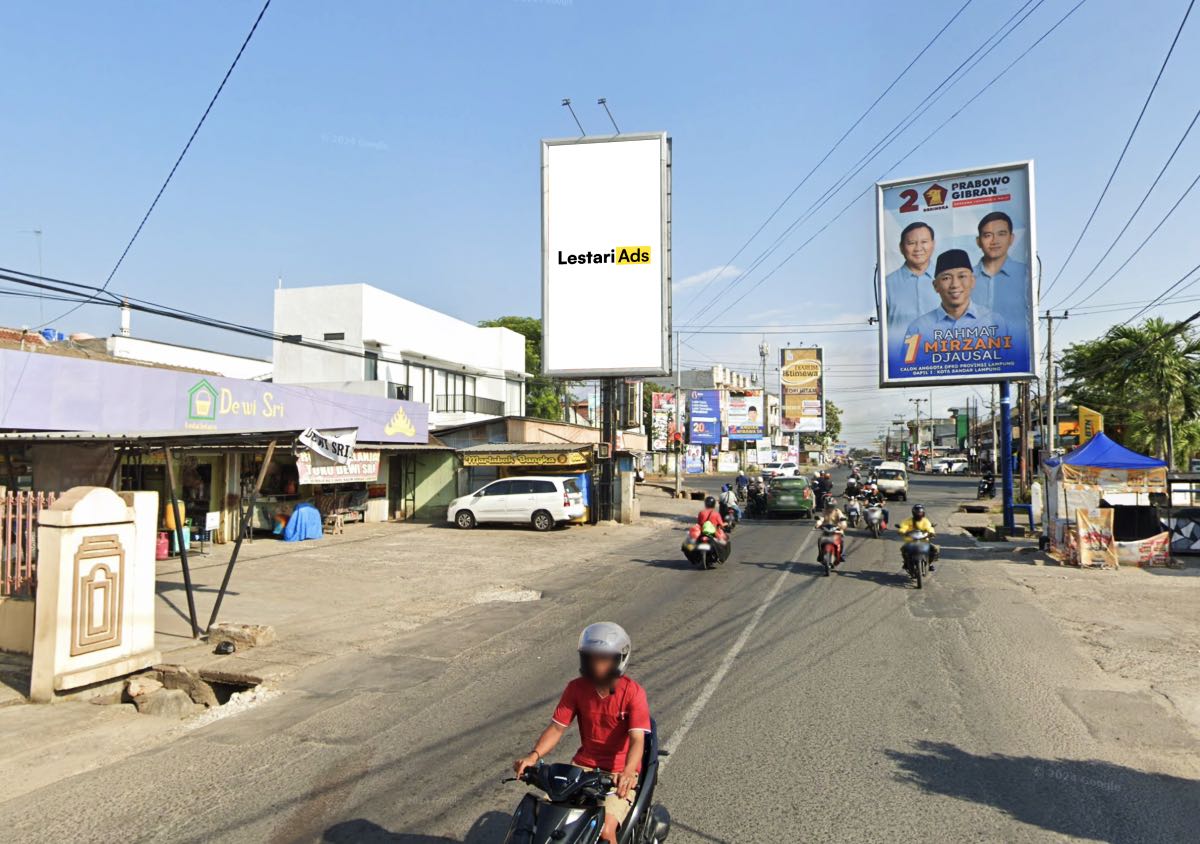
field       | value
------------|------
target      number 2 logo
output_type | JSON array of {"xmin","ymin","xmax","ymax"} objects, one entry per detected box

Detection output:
[{"xmin": 899, "ymin": 189, "xmax": 919, "ymax": 213}]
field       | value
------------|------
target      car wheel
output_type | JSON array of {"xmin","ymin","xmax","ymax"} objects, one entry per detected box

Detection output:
[
  {"xmin": 531, "ymin": 510, "xmax": 554, "ymax": 532},
  {"xmin": 900, "ymin": 492, "xmax": 907, "ymax": 501},
  {"xmin": 455, "ymin": 510, "xmax": 477, "ymax": 529}
]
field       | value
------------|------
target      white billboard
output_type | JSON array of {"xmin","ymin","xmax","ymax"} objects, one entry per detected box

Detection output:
[{"xmin": 541, "ymin": 133, "xmax": 671, "ymax": 378}]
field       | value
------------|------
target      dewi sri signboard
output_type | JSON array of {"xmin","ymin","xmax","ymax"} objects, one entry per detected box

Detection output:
[
  {"xmin": 541, "ymin": 133, "xmax": 672, "ymax": 378},
  {"xmin": 0, "ymin": 349, "xmax": 428, "ymax": 443}
]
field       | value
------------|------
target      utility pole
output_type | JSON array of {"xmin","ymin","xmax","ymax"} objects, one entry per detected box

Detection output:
[
  {"xmin": 1043, "ymin": 311, "xmax": 1069, "ymax": 456},
  {"xmin": 1019, "ymin": 381, "xmax": 1032, "ymax": 494},
  {"xmin": 909, "ymin": 397, "xmax": 927, "ymax": 469}
]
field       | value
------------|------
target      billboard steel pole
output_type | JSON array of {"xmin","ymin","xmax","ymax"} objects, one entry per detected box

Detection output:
[{"xmin": 1000, "ymin": 381, "xmax": 1015, "ymax": 533}]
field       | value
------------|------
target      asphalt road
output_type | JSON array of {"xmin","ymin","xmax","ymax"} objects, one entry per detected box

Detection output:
[{"xmin": 3, "ymin": 473, "xmax": 1198, "ymax": 843}]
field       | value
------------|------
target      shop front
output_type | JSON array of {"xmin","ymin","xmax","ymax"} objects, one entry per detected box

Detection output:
[{"xmin": 459, "ymin": 444, "xmax": 596, "ymax": 521}]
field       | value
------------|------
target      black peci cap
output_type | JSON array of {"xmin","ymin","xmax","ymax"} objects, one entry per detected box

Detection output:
[{"xmin": 934, "ymin": 248, "xmax": 972, "ymax": 276}]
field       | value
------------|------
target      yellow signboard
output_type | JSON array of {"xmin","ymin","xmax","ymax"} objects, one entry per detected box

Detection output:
[
  {"xmin": 1078, "ymin": 405, "xmax": 1103, "ymax": 445},
  {"xmin": 461, "ymin": 450, "xmax": 591, "ymax": 468}
]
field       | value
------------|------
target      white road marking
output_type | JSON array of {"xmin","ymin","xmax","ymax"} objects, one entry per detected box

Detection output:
[{"xmin": 660, "ymin": 533, "xmax": 813, "ymax": 766}]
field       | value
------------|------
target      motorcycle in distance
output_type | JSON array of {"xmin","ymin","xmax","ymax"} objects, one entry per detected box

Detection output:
[
  {"xmin": 502, "ymin": 721, "xmax": 671, "ymax": 844},
  {"xmin": 977, "ymin": 472, "xmax": 996, "ymax": 499},
  {"xmin": 818, "ymin": 523, "xmax": 843, "ymax": 577},
  {"xmin": 902, "ymin": 528, "xmax": 934, "ymax": 589},
  {"xmin": 864, "ymin": 501, "xmax": 885, "ymax": 538},
  {"xmin": 681, "ymin": 521, "xmax": 730, "ymax": 569},
  {"xmin": 845, "ymin": 495, "xmax": 862, "ymax": 528}
]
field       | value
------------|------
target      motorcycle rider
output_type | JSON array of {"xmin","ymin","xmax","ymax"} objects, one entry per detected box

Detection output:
[
  {"xmin": 735, "ymin": 469, "xmax": 750, "ymax": 500},
  {"xmin": 814, "ymin": 499, "xmax": 847, "ymax": 564},
  {"xmin": 513, "ymin": 622, "xmax": 651, "ymax": 844},
  {"xmin": 697, "ymin": 495, "xmax": 725, "ymax": 530},
  {"xmin": 898, "ymin": 504, "xmax": 938, "ymax": 572},
  {"xmin": 861, "ymin": 481, "xmax": 889, "ymax": 528},
  {"xmin": 719, "ymin": 483, "xmax": 742, "ymax": 520}
]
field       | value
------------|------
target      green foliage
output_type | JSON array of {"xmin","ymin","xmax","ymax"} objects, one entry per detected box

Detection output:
[
  {"xmin": 1060, "ymin": 317, "xmax": 1200, "ymax": 468},
  {"xmin": 478, "ymin": 316, "xmax": 562, "ymax": 420}
]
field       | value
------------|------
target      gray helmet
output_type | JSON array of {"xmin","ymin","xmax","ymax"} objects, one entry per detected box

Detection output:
[{"xmin": 578, "ymin": 622, "xmax": 632, "ymax": 677}]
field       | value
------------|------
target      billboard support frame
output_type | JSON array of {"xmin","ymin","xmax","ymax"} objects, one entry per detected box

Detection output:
[{"xmin": 540, "ymin": 132, "xmax": 672, "ymax": 379}]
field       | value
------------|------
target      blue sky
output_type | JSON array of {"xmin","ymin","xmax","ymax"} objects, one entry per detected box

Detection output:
[{"xmin": 3, "ymin": 0, "xmax": 1199, "ymax": 444}]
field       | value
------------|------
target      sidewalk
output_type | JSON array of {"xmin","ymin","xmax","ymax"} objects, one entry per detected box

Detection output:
[{"xmin": 0, "ymin": 491, "xmax": 698, "ymax": 799}]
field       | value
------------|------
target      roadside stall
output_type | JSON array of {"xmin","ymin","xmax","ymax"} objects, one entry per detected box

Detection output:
[
  {"xmin": 458, "ymin": 443, "xmax": 595, "ymax": 523},
  {"xmin": 1043, "ymin": 433, "xmax": 1169, "ymax": 567},
  {"xmin": 1163, "ymin": 472, "xmax": 1200, "ymax": 557}
]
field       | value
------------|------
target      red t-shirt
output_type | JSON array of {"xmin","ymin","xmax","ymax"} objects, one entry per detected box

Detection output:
[
  {"xmin": 696, "ymin": 509, "xmax": 725, "ymax": 528},
  {"xmin": 552, "ymin": 676, "xmax": 651, "ymax": 773}
]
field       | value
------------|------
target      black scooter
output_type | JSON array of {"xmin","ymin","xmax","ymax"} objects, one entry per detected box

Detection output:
[
  {"xmin": 503, "ymin": 721, "xmax": 671, "ymax": 844},
  {"xmin": 902, "ymin": 529, "xmax": 934, "ymax": 589},
  {"xmin": 977, "ymin": 474, "xmax": 996, "ymax": 499}
]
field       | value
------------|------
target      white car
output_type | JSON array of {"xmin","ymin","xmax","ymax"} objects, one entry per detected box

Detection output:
[
  {"xmin": 945, "ymin": 458, "xmax": 969, "ymax": 474},
  {"xmin": 875, "ymin": 461, "xmax": 909, "ymax": 500},
  {"xmin": 448, "ymin": 476, "xmax": 585, "ymax": 531},
  {"xmin": 761, "ymin": 461, "xmax": 800, "ymax": 478}
]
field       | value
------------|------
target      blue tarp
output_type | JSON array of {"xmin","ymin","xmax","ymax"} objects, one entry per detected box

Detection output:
[
  {"xmin": 281, "ymin": 501, "xmax": 324, "ymax": 542},
  {"xmin": 1044, "ymin": 432, "xmax": 1166, "ymax": 470}
]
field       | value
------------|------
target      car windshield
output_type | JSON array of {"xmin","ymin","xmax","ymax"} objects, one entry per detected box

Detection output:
[
  {"xmin": 773, "ymin": 478, "xmax": 808, "ymax": 489},
  {"xmin": 877, "ymin": 469, "xmax": 903, "ymax": 480},
  {"xmin": 763, "ymin": 462, "xmax": 781, "ymax": 469}
]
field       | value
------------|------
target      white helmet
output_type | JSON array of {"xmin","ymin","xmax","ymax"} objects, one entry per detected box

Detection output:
[{"xmin": 578, "ymin": 622, "xmax": 632, "ymax": 677}]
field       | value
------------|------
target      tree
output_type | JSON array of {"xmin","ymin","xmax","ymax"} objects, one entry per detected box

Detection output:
[
  {"xmin": 1060, "ymin": 317, "xmax": 1200, "ymax": 468},
  {"xmin": 477, "ymin": 316, "xmax": 562, "ymax": 420}
]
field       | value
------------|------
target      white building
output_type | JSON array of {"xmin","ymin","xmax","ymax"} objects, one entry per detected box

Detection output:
[{"xmin": 272, "ymin": 283, "xmax": 527, "ymax": 428}]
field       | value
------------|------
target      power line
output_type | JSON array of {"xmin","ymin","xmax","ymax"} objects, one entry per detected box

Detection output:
[
  {"xmin": 37, "ymin": 0, "xmax": 273, "ymax": 329},
  {"xmin": 684, "ymin": 0, "xmax": 1046, "ymax": 331},
  {"xmin": 1122, "ymin": 260, "xmax": 1200, "ymax": 326},
  {"xmin": 1042, "ymin": 0, "xmax": 1196, "ymax": 299},
  {"xmin": 1051, "ymin": 103, "xmax": 1200, "ymax": 309},
  {"xmin": 677, "ymin": 0, "xmax": 978, "ymax": 318},
  {"xmin": 689, "ymin": 0, "xmax": 1087, "ymax": 332}
]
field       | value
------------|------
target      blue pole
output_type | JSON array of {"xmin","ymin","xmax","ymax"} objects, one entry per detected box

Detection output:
[{"xmin": 999, "ymin": 381, "xmax": 1015, "ymax": 533}]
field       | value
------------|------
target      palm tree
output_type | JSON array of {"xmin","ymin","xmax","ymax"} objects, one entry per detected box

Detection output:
[{"xmin": 1061, "ymin": 317, "xmax": 1200, "ymax": 467}]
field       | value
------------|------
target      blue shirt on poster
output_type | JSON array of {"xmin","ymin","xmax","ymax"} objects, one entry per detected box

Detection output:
[
  {"xmin": 885, "ymin": 263, "xmax": 940, "ymax": 329},
  {"xmin": 904, "ymin": 300, "xmax": 1009, "ymax": 345},
  {"xmin": 973, "ymin": 257, "xmax": 1029, "ymax": 317}
]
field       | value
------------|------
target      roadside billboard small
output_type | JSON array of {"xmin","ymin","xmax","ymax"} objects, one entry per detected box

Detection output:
[
  {"xmin": 688, "ymin": 390, "xmax": 721, "ymax": 445},
  {"xmin": 651, "ymin": 391, "xmax": 676, "ymax": 451},
  {"xmin": 780, "ymin": 347, "xmax": 824, "ymax": 434},
  {"xmin": 876, "ymin": 161, "xmax": 1038, "ymax": 386},
  {"xmin": 541, "ymin": 133, "xmax": 671, "ymax": 378},
  {"xmin": 726, "ymin": 389, "xmax": 764, "ymax": 440}
]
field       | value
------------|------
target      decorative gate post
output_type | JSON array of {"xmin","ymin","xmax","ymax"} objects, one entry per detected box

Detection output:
[{"xmin": 30, "ymin": 487, "xmax": 160, "ymax": 703}]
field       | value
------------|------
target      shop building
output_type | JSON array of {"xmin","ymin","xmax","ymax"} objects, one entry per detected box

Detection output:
[
  {"xmin": 272, "ymin": 283, "xmax": 527, "ymax": 428},
  {"xmin": 0, "ymin": 344, "xmax": 452, "ymax": 562},
  {"xmin": 435, "ymin": 416, "xmax": 648, "ymax": 523}
]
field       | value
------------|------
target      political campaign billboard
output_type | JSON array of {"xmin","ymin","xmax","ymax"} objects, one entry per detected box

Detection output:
[
  {"xmin": 780, "ymin": 347, "xmax": 824, "ymax": 434},
  {"xmin": 651, "ymin": 391, "xmax": 677, "ymax": 451},
  {"xmin": 876, "ymin": 161, "xmax": 1038, "ymax": 386},
  {"xmin": 688, "ymin": 389, "xmax": 721, "ymax": 445},
  {"xmin": 726, "ymin": 388, "xmax": 764, "ymax": 440},
  {"xmin": 541, "ymin": 133, "xmax": 672, "ymax": 378}
]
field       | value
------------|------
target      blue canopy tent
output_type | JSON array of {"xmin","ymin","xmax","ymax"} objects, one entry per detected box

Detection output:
[{"xmin": 1043, "ymin": 433, "xmax": 1168, "ymax": 561}]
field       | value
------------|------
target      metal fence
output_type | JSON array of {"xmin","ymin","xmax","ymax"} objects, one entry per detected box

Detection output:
[{"xmin": 2, "ymin": 491, "xmax": 57, "ymax": 597}]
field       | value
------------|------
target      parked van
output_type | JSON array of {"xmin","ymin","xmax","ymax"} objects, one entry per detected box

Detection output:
[
  {"xmin": 447, "ymin": 476, "xmax": 585, "ymax": 531},
  {"xmin": 875, "ymin": 461, "xmax": 909, "ymax": 500}
]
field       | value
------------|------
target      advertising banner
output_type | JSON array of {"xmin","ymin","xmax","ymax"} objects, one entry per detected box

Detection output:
[
  {"xmin": 876, "ymin": 161, "xmax": 1038, "ymax": 386},
  {"xmin": 297, "ymin": 449, "xmax": 380, "ymax": 485},
  {"xmin": 651, "ymin": 391, "xmax": 676, "ymax": 451},
  {"xmin": 780, "ymin": 348, "xmax": 824, "ymax": 434},
  {"xmin": 541, "ymin": 133, "xmax": 672, "ymax": 378},
  {"xmin": 726, "ymin": 389, "xmax": 764, "ymax": 440},
  {"xmin": 1116, "ymin": 532, "xmax": 1171, "ymax": 567},
  {"xmin": 1076, "ymin": 507, "xmax": 1117, "ymax": 569},
  {"xmin": 684, "ymin": 445, "xmax": 705, "ymax": 474},
  {"xmin": 688, "ymin": 390, "xmax": 721, "ymax": 445},
  {"xmin": 298, "ymin": 428, "xmax": 358, "ymax": 465}
]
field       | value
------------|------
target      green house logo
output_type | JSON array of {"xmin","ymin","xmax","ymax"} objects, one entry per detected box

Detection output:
[{"xmin": 188, "ymin": 379, "xmax": 219, "ymax": 421}]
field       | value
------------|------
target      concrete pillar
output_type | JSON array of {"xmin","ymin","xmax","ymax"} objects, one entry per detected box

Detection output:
[{"xmin": 30, "ymin": 487, "xmax": 161, "ymax": 703}]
